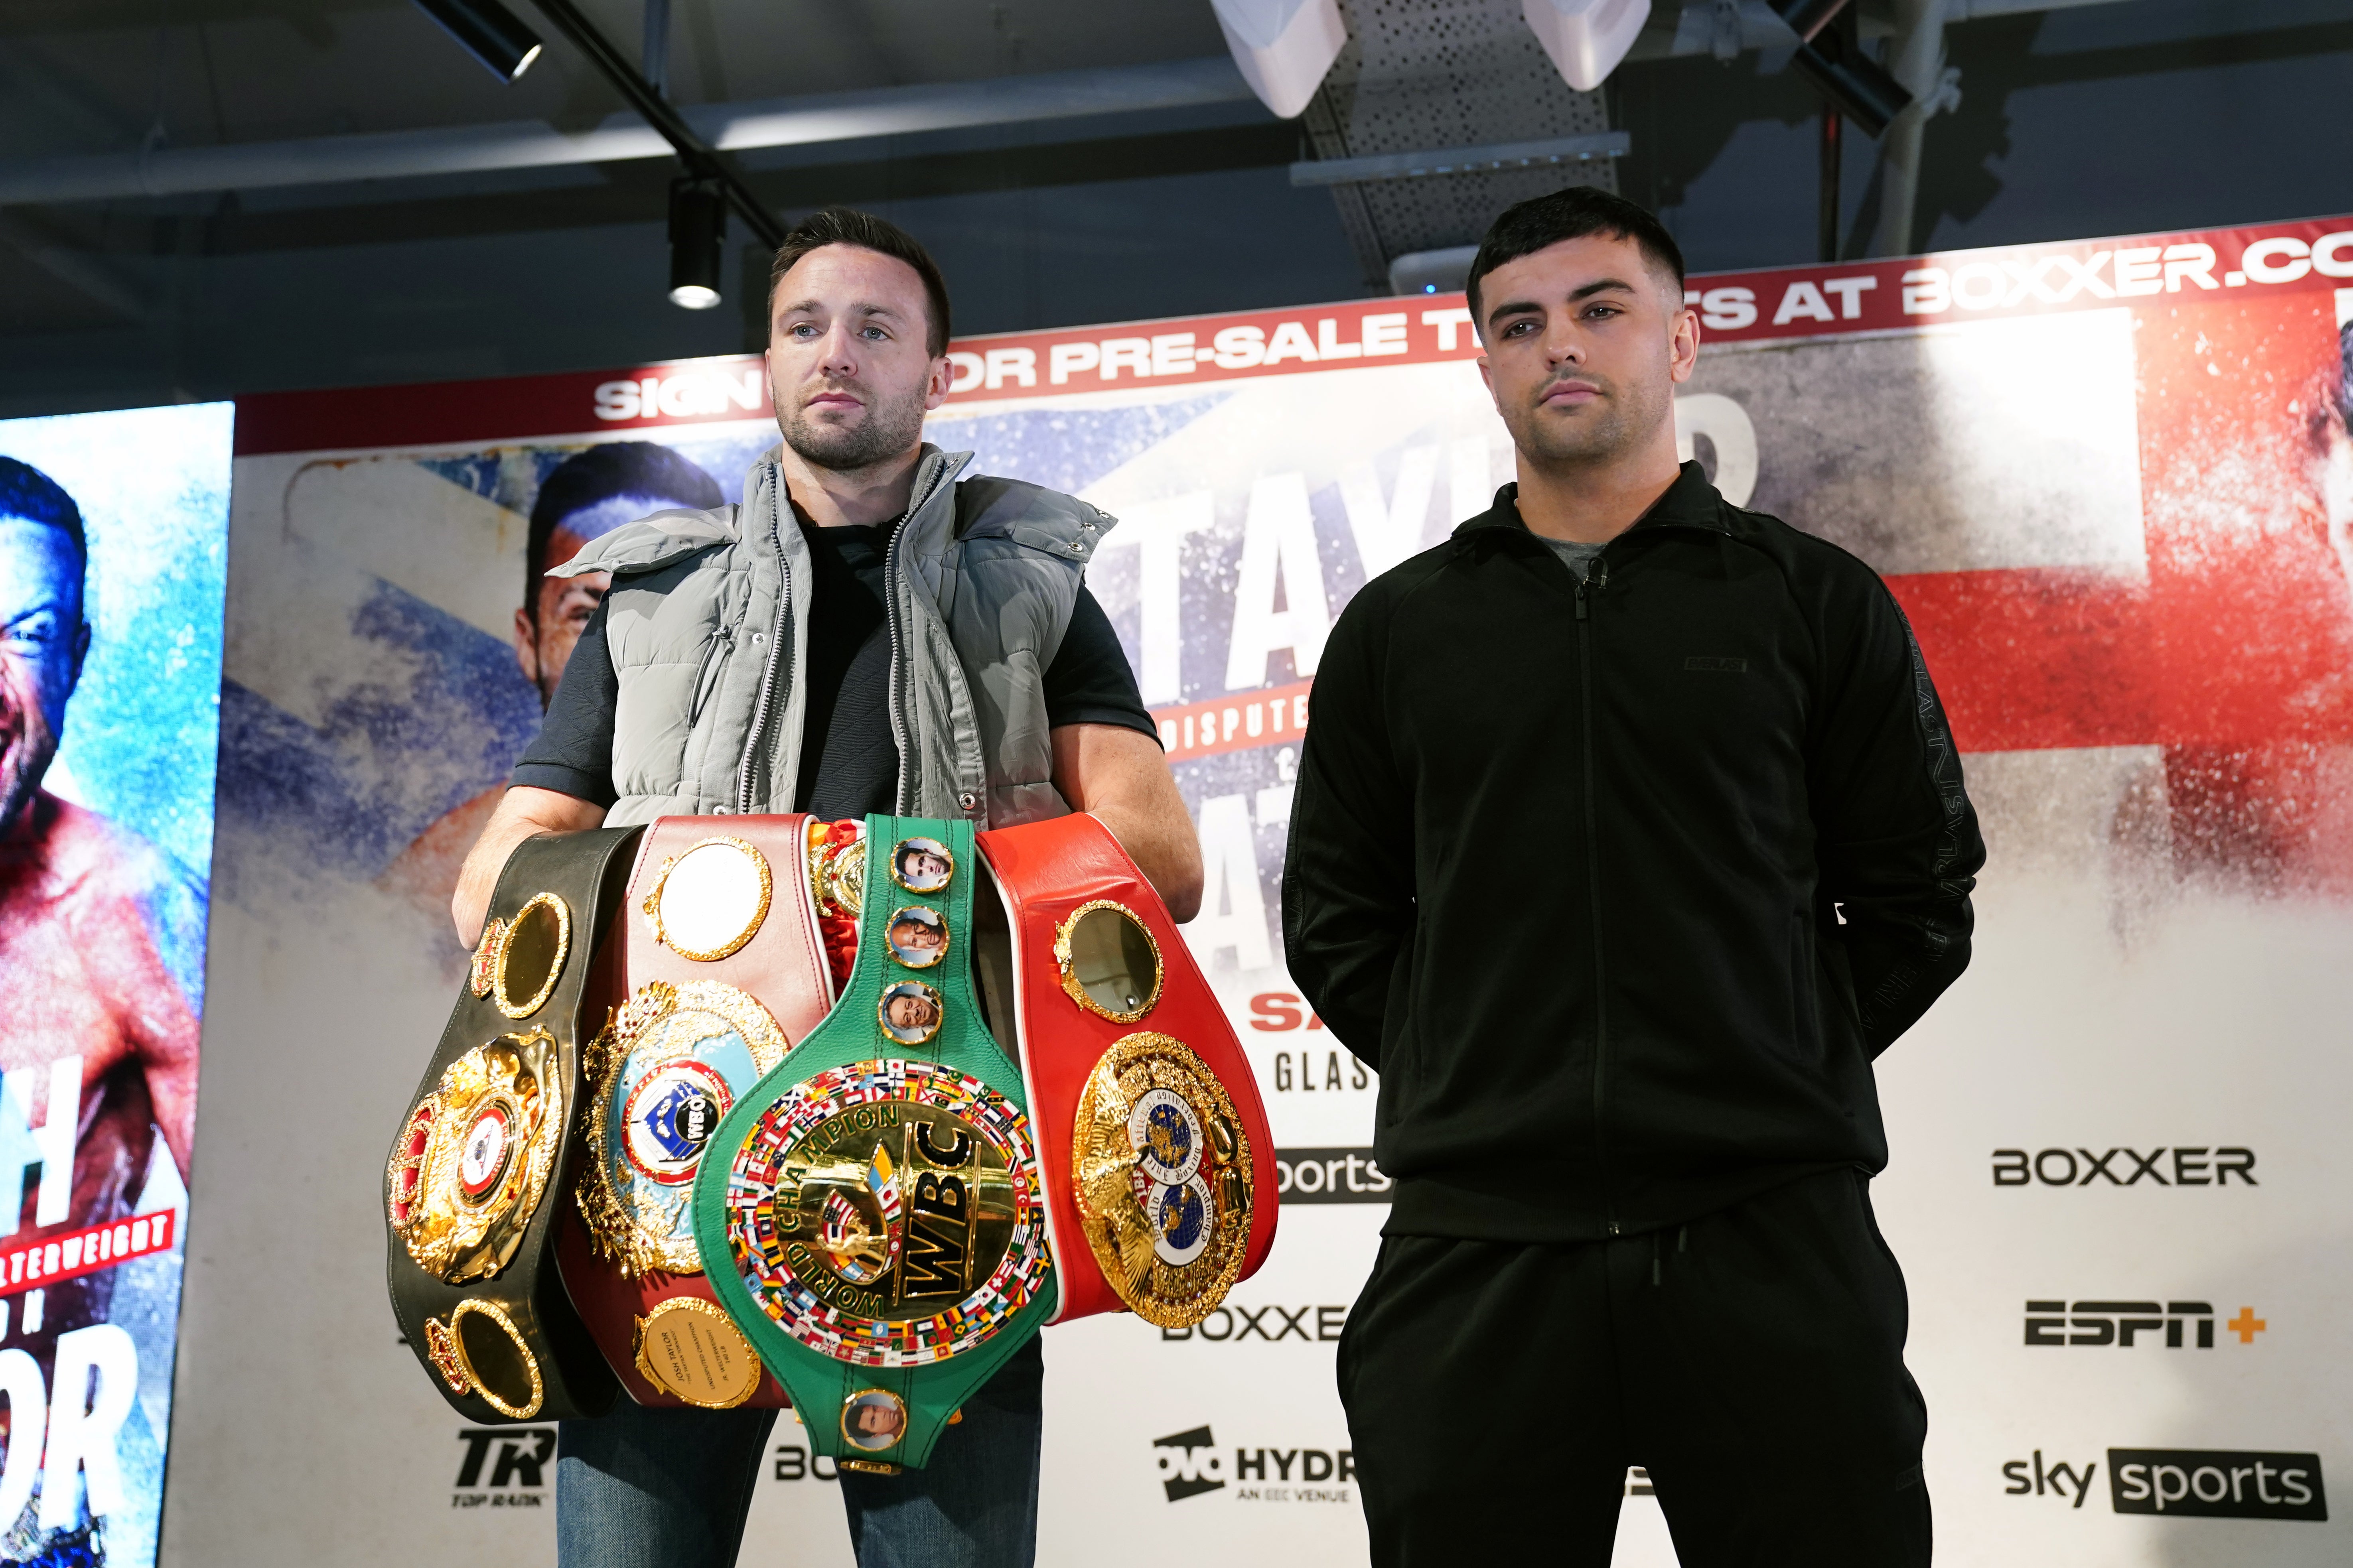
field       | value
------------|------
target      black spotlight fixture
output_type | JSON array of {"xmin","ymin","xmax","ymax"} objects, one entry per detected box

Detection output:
[
  {"xmin": 668, "ymin": 175, "xmax": 727, "ymax": 310},
  {"xmin": 1770, "ymin": 0, "xmax": 1911, "ymax": 138},
  {"xmin": 411, "ymin": 0, "xmax": 544, "ymax": 83}
]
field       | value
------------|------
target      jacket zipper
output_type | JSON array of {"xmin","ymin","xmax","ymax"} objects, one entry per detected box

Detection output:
[
  {"xmin": 883, "ymin": 459, "xmax": 955, "ymax": 816},
  {"xmin": 735, "ymin": 466, "xmax": 793, "ymax": 814},
  {"xmin": 690, "ymin": 625, "xmax": 734, "ymax": 725},
  {"xmin": 1574, "ymin": 558, "xmax": 1620, "ymax": 1235}
]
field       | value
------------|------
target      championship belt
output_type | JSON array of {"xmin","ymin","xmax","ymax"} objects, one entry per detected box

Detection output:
[
  {"xmin": 385, "ymin": 827, "xmax": 642, "ymax": 1423},
  {"xmin": 556, "ymin": 815, "xmax": 836, "ymax": 1411},
  {"xmin": 692, "ymin": 817, "xmax": 1055, "ymax": 1471},
  {"xmin": 975, "ymin": 814, "xmax": 1277, "ymax": 1327}
]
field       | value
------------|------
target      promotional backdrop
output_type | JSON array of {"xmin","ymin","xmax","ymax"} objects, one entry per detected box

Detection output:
[
  {"xmin": 166, "ymin": 213, "xmax": 2353, "ymax": 1566},
  {"xmin": 0, "ymin": 403, "xmax": 228, "ymax": 1568}
]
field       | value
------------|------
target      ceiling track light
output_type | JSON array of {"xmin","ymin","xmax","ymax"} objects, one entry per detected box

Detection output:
[
  {"xmin": 1788, "ymin": 27, "xmax": 1911, "ymax": 138},
  {"xmin": 411, "ymin": 0, "xmax": 544, "ymax": 83},
  {"xmin": 521, "ymin": 0, "xmax": 787, "ymax": 313},
  {"xmin": 1770, "ymin": 0, "xmax": 1912, "ymax": 139},
  {"xmin": 1774, "ymin": 0, "xmax": 1850, "ymax": 43},
  {"xmin": 668, "ymin": 175, "xmax": 726, "ymax": 310}
]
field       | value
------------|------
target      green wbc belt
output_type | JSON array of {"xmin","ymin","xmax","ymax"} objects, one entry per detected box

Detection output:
[{"xmin": 692, "ymin": 816, "xmax": 1055, "ymax": 1470}]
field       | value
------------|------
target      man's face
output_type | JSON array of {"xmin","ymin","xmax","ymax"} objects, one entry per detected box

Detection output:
[
  {"xmin": 891, "ymin": 920, "xmax": 941, "ymax": 952},
  {"xmin": 907, "ymin": 851, "xmax": 949, "ymax": 884},
  {"xmin": 1476, "ymin": 233, "xmax": 1698, "ymax": 471},
  {"xmin": 2322, "ymin": 419, "xmax": 2353, "ymax": 602},
  {"xmin": 515, "ymin": 494, "xmax": 673, "ymax": 708},
  {"xmin": 887, "ymin": 993, "xmax": 938, "ymax": 1031},
  {"xmin": 0, "ymin": 516, "xmax": 88, "ymax": 838},
  {"xmin": 767, "ymin": 244, "xmax": 949, "ymax": 475}
]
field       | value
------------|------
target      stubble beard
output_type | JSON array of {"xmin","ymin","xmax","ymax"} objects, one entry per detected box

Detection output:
[
  {"xmin": 1508, "ymin": 370, "xmax": 1672, "ymax": 473},
  {"xmin": 775, "ymin": 374, "xmax": 931, "ymax": 477}
]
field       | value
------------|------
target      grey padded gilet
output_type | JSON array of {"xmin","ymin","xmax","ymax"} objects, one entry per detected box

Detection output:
[{"xmin": 549, "ymin": 444, "xmax": 1116, "ymax": 830}]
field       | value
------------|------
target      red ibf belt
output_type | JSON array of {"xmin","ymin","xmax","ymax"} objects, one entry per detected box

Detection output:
[
  {"xmin": 976, "ymin": 814, "xmax": 1277, "ymax": 1326},
  {"xmin": 555, "ymin": 814, "xmax": 835, "ymax": 1410}
]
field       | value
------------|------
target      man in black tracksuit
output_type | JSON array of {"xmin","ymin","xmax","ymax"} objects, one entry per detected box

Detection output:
[{"xmin": 1282, "ymin": 188, "xmax": 1983, "ymax": 1565}]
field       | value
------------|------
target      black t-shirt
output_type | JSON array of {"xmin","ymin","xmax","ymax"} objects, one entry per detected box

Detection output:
[
  {"xmin": 512, "ymin": 513, "xmax": 1156, "ymax": 818},
  {"xmin": 792, "ymin": 517, "xmax": 899, "ymax": 818}
]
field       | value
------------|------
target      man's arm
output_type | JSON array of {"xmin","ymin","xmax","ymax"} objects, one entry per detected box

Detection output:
[
  {"xmin": 451, "ymin": 786, "xmax": 608, "ymax": 946},
  {"xmin": 1279, "ymin": 595, "xmax": 1412, "ymax": 1068},
  {"xmin": 1809, "ymin": 573, "xmax": 1987, "ymax": 1056},
  {"xmin": 1049, "ymin": 723, "xmax": 1205, "ymax": 922},
  {"xmin": 63, "ymin": 826, "xmax": 199, "ymax": 1182},
  {"xmin": 128, "ymin": 863, "xmax": 204, "ymax": 1183}
]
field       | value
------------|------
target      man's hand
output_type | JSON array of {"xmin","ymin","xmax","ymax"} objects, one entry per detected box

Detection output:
[
  {"xmin": 452, "ymin": 786, "xmax": 607, "ymax": 946},
  {"xmin": 1050, "ymin": 723, "xmax": 1205, "ymax": 923}
]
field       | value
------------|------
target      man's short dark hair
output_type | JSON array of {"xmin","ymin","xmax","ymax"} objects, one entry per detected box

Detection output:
[
  {"xmin": 525, "ymin": 441, "xmax": 723, "ymax": 615},
  {"xmin": 0, "ymin": 456, "xmax": 87, "ymax": 569},
  {"xmin": 1465, "ymin": 186, "xmax": 1687, "ymax": 338},
  {"xmin": 766, "ymin": 207, "xmax": 953, "ymax": 358}
]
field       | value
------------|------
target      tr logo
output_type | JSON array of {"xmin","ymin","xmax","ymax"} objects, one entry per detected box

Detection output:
[
  {"xmin": 453, "ymin": 1428, "xmax": 554, "ymax": 1508},
  {"xmin": 1155, "ymin": 1426, "xmax": 1225, "ymax": 1502},
  {"xmin": 456, "ymin": 1428, "xmax": 552, "ymax": 1487}
]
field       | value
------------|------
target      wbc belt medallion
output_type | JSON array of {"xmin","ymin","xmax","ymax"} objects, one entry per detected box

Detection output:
[{"xmin": 723, "ymin": 1058, "xmax": 1048, "ymax": 1363}]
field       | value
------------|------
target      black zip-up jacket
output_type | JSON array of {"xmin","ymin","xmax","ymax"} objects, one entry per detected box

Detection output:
[{"xmin": 1281, "ymin": 461, "xmax": 1984, "ymax": 1242}]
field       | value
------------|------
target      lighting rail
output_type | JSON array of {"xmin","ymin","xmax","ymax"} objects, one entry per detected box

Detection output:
[{"xmin": 1289, "ymin": 131, "xmax": 1631, "ymax": 189}]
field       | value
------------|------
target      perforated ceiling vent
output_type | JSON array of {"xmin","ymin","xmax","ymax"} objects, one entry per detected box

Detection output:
[{"xmin": 1305, "ymin": 0, "xmax": 1619, "ymax": 288}]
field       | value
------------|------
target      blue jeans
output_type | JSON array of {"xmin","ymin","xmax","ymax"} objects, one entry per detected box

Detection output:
[{"xmin": 556, "ymin": 1335, "xmax": 1043, "ymax": 1568}]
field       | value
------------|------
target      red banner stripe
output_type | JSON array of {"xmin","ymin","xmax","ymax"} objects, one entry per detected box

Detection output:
[
  {"xmin": 233, "ymin": 215, "xmax": 2353, "ymax": 456},
  {"xmin": 0, "ymin": 1211, "xmax": 176, "ymax": 1298},
  {"xmin": 1151, "ymin": 681, "xmax": 1315, "ymax": 762}
]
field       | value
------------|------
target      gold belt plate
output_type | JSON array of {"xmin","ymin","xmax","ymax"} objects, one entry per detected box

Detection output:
[
  {"xmin": 390, "ymin": 1030, "xmax": 564, "ymax": 1284},
  {"xmin": 633, "ymin": 1297, "xmax": 765, "ymax": 1408},
  {"xmin": 578, "ymin": 979, "xmax": 789, "ymax": 1278},
  {"xmin": 1073, "ymin": 1032, "xmax": 1254, "ymax": 1329}
]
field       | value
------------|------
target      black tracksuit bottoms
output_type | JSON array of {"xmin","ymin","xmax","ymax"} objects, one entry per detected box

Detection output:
[{"xmin": 1337, "ymin": 1168, "xmax": 1931, "ymax": 1567}]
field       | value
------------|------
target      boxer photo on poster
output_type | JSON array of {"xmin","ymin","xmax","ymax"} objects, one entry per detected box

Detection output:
[
  {"xmin": 0, "ymin": 406, "xmax": 230, "ymax": 1568},
  {"xmin": 382, "ymin": 441, "xmax": 725, "ymax": 914},
  {"xmin": 0, "ymin": 461, "xmax": 201, "ymax": 1344},
  {"xmin": 2321, "ymin": 318, "xmax": 2353, "ymax": 615}
]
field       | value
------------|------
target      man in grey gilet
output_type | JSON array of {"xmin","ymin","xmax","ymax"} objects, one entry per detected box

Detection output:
[{"xmin": 452, "ymin": 207, "xmax": 1204, "ymax": 1568}]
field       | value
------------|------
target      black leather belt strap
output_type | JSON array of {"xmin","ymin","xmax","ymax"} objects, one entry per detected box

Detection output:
[{"xmin": 385, "ymin": 826, "xmax": 644, "ymax": 1424}]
